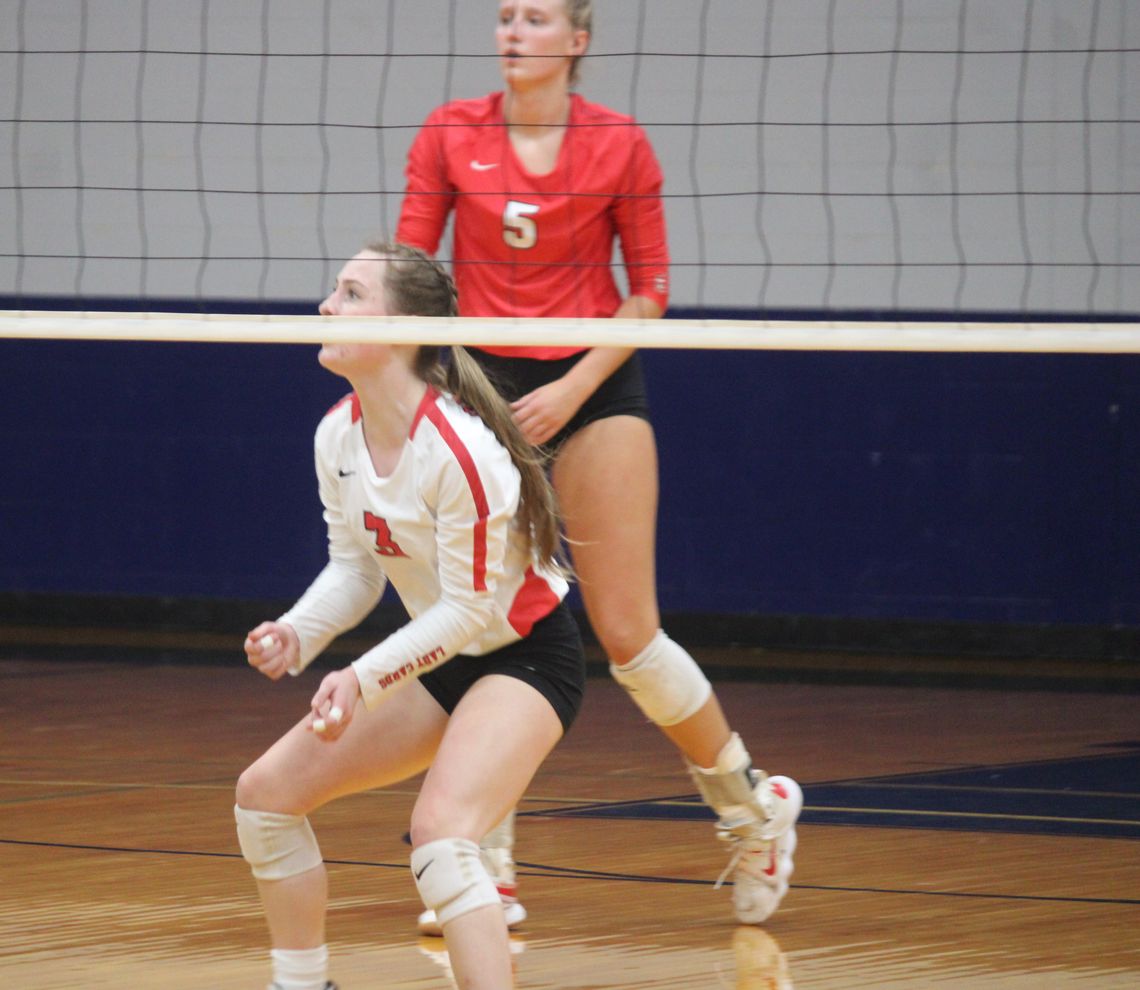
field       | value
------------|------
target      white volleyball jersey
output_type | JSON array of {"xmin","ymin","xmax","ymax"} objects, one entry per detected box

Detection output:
[{"xmin": 280, "ymin": 386, "xmax": 568, "ymax": 710}]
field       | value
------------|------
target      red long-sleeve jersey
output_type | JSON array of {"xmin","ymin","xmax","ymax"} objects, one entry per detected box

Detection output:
[{"xmin": 397, "ymin": 92, "xmax": 670, "ymax": 359}]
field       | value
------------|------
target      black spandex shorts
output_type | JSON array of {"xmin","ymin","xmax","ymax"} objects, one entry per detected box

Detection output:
[
  {"xmin": 470, "ymin": 349, "xmax": 651, "ymax": 453},
  {"xmin": 417, "ymin": 602, "xmax": 586, "ymax": 734}
]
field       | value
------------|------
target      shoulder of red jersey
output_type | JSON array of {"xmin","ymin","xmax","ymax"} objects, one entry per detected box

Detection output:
[
  {"xmin": 425, "ymin": 92, "xmax": 502, "ymax": 127},
  {"xmin": 570, "ymin": 94, "xmax": 655, "ymax": 161},
  {"xmin": 571, "ymin": 93, "xmax": 636, "ymax": 128}
]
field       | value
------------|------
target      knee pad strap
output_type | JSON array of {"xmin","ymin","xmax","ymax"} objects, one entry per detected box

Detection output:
[
  {"xmin": 234, "ymin": 804, "xmax": 323, "ymax": 881},
  {"xmin": 609, "ymin": 630, "xmax": 712, "ymax": 726},
  {"xmin": 412, "ymin": 837, "xmax": 500, "ymax": 927}
]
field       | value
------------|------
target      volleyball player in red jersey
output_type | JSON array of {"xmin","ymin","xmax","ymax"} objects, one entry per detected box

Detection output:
[{"xmin": 397, "ymin": 0, "xmax": 802, "ymax": 931}]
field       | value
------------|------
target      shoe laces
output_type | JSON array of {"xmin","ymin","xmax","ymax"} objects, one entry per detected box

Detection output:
[
  {"xmin": 713, "ymin": 827, "xmax": 772, "ymax": 890},
  {"xmin": 753, "ymin": 774, "xmax": 780, "ymax": 822},
  {"xmin": 714, "ymin": 840, "xmax": 741, "ymax": 890}
]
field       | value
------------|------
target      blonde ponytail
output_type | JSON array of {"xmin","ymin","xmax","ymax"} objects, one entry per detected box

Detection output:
[{"xmin": 438, "ymin": 347, "xmax": 564, "ymax": 569}]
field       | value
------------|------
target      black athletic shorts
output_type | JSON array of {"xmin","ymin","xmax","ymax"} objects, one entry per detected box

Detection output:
[
  {"xmin": 418, "ymin": 602, "xmax": 586, "ymax": 734},
  {"xmin": 469, "ymin": 349, "xmax": 651, "ymax": 453}
]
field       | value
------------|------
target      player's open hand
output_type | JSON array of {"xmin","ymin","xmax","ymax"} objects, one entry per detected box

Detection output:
[
  {"xmin": 244, "ymin": 622, "xmax": 300, "ymax": 681},
  {"xmin": 308, "ymin": 667, "xmax": 360, "ymax": 742},
  {"xmin": 510, "ymin": 379, "xmax": 584, "ymax": 446}
]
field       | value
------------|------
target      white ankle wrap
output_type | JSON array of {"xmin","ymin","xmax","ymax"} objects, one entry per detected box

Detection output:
[
  {"xmin": 234, "ymin": 804, "xmax": 323, "ymax": 881},
  {"xmin": 609, "ymin": 630, "xmax": 711, "ymax": 726},
  {"xmin": 412, "ymin": 837, "xmax": 500, "ymax": 927},
  {"xmin": 689, "ymin": 732, "xmax": 760, "ymax": 814}
]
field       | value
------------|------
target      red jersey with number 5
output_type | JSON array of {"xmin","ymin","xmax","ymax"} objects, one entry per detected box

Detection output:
[{"xmin": 396, "ymin": 92, "xmax": 670, "ymax": 358}]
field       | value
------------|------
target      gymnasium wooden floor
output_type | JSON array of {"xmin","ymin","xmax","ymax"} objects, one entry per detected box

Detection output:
[{"xmin": 1, "ymin": 639, "xmax": 1138, "ymax": 989}]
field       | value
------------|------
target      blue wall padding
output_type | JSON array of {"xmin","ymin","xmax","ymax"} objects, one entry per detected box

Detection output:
[{"xmin": 2, "ymin": 337, "xmax": 1137, "ymax": 627}]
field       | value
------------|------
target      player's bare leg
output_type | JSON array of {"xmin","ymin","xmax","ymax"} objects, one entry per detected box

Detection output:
[
  {"xmin": 554, "ymin": 415, "xmax": 802, "ymax": 924},
  {"xmin": 237, "ymin": 682, "xmax": 448, "ymax": 989},
  {"xmin": 411, "ymin": 673, "xmax": 563, "ymax": 989}
]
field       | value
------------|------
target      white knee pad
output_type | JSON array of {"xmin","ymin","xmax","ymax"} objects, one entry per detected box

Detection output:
[
  {"xmin": 412, "ymin": 837, "xmax": 500, "ymax": 927},
  {"xmin": 234, "ymin": 804, "xmax": 323, "ymax": 881},
  {"xmin": 609, "ymin": 630, "xmax": 712, "ymax": 726}
]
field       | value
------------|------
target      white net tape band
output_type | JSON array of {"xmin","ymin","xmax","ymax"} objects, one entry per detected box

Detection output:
[{"xmin": 1, "ymin": 312, "xmax": 1138, "ymax": 354}]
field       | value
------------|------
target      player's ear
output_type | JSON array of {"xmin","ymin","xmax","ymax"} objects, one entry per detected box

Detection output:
[{"xmin": 570, "ymin": 29, "xmax": 589, "ymax": 58}]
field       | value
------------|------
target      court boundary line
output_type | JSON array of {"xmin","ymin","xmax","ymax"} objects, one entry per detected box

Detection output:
[{"xmin": 3, "ymin": 836, "xmax": 1136, "ymax": 907}]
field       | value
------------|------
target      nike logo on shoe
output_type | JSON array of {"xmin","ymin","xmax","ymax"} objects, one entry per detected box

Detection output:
[
  {"xmin": 414, "ymin": 859, "xmax": 435, "ymax": 881},
  {"xmin": 470, "ymin": 160, "xmax": 499, "ymax": 171}
]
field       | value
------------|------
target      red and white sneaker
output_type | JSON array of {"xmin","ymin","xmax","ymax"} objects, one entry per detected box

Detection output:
[
  {"xmin": 416, "ymin": 846, "xmax": 527, "ymax": 937},
  {"xmin": 717, "ymin": 775, "xmax": 803, "ymax": 924}
]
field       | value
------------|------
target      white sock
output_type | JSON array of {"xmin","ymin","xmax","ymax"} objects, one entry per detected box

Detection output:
[{"xmin": 270, "ymin": 945, "xmax": 328, "ymax": 990}]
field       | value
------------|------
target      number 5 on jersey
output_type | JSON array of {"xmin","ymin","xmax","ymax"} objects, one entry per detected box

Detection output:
[{"xmin": 503, "ymin": 200, "xmax": 539, "ymax": 249}]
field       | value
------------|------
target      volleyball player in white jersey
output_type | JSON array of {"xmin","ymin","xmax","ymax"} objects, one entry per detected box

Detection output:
[{"xmin": 234, "ymin": 242, "xmax": 585, "ymax": 990}]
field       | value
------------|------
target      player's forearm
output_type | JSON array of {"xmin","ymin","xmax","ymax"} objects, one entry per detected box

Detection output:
[
  {"xmin": 560, "ymin": 296, "xmax": 661, "ymax": 397},
  {"xmin": 279, "ymin": 560, "xmax": 386, "ymax": 673},
  {"xmin": 350, "ymin": 593, "xmax": 497, "ymax": 708}
]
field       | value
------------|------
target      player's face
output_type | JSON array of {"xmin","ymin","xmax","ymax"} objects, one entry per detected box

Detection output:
[
  {"xmin": 318, "ymin": 251, "xmax": 392, "ymax": 372},
  {"xmin": 320, "ymin": 252, "xmax": 389, "ymax": 317},
  {"xmin": 496, "ymin": 1, "xmax": 587, "ymax": 89}
]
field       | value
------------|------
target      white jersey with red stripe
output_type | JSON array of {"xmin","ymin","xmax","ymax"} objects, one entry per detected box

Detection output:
[{"xmin": 280, "ymin": 386, "xmax": 568, "ymax": 710}]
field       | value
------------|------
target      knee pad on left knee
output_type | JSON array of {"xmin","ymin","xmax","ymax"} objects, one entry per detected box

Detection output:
[
  {"xmin": 412, "ymin": 837, "xmax": 500, "ymax": 927},
  {"xmin": 234, "ymin": 804, "xmax": 323, "ymax": 881},
  {"xmin": 609, "ymin": 630, "xmax": 711, "ymax": 726}
]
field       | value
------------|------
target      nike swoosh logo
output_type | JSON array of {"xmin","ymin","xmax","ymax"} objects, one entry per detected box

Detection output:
[
  {"xmin": 338, "ymin": 469, "xmax": 355, "ymax": 477},
  {"xmin": 414, "ymin": 859, "xmax": 435, "ymax": 881},
  {"xmin": 470, "ymin": 159, "xmax": 499, "ymax": 171}
]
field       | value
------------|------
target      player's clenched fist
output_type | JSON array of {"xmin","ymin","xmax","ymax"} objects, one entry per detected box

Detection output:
[
  {"xmin": 244, "ymin": 622, "xmax": 300, "ymax": 681},
  {"xmin": 309, "ymin": 667, "xmax": 361, "ymax": 741}
]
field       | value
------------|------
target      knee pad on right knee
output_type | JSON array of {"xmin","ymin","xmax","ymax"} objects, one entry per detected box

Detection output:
[
  {"xmin": 234, "ymin": 804, "xmax": 322, "ymax": 881},
  {"xmin": 412, "ymin": 837, "xmax": 500, "ymax": 927},
  {"xmin": 609, "ymin": 629, "xmax": 711, "ymax": 726}
]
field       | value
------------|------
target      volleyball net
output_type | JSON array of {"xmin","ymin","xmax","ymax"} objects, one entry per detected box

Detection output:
[{"xmin": 1, "ymin": 0, "xmax": 1138, "ymax": 351}]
